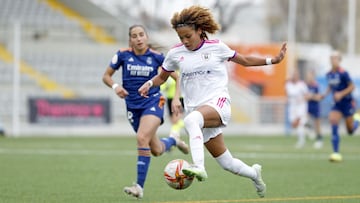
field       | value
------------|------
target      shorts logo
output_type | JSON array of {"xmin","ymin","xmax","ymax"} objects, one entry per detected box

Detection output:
[
  {"xmin": 150, "ymin": 107, "xmax": 156, "ymax": 112},
  {"xmin": 127, "ymin": 111, "xmax": 134, "ymax": 123},
  {"xmin": 217, "ymin": 97, "xmax": 227, "ymax": 108}
]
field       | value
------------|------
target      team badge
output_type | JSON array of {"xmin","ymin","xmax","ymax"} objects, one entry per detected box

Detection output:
[
  {"xmin": 147, "ymin": 57, "xmax": 152, "ymax": 65},
  {"xmin": 201, "ymin": 52, "xmax": 211, "ymax": 61}
]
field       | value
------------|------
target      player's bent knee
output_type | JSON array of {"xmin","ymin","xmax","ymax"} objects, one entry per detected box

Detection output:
[
  {"xmin": 151, "ymin": 148, "xmax": 163, "ymax": 157},
  {"xmin": 137, "ymin": 135, "xmax": 148, "ymax": 146}
]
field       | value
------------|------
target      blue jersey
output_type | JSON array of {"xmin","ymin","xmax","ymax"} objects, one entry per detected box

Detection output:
[
  {"xmin": 326, "ymin": 67, "xmax": 353, "ymax": 105},
  {"xmin": 110, "ymin": 48, "xmax": 165, "ymax": 109},
  {"xmin": 307, "ymin": 82, "xmax": 320, "ymax": 117}
]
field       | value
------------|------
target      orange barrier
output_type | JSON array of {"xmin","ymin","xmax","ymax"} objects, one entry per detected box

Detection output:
[{"xmin": 230, "ymin": 43, "xmax": 287, "ymax": 97}]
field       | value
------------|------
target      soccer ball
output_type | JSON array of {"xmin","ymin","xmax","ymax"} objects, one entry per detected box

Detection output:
[{"xmin": 164, "ymin": 159, "xmax": 194, "ymax": 190}]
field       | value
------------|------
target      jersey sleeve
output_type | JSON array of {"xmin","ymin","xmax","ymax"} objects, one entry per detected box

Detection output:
[
  {"xmin": 162, "ymin": 49, "xmax": 177, "ymax": 72},
  {"xmin": 109, "ymin": 50, "xmax": 123, "ymax": 70},
  {"xmin": 218, "ymin": 41, "xmax": 236, "ymax": 61},
  {"xmin": 343, "ymin": 71, "xmax": 353, "ymax": 84},
  {"xmin": 154, "ymin": 52, "xmax": 165, "ymax": 66}
]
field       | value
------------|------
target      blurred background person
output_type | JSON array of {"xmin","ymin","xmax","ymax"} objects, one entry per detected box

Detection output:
[
  {"xmin": 285, "ymin": 69, "xmax": 310, "ymax": 148},
  {"xmin": 0, "ymin": 118, "xmax": 5, "ymax": 136},
  {"xmin": 305, "ymin": 70, "xmax": 323, "ymax": 149},
  {"xmin": 320, "ymin": 50, "xmax": 360, "ymax": 162}
]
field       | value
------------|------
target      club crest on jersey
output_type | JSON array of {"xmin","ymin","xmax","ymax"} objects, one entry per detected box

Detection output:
[
  {"xmin": 201, "ymin": 52, "xmax": 211, "ymax": 61},
  {"xmin": 147, "ymin": 57, "xmax": 152, "ymax": 65}
]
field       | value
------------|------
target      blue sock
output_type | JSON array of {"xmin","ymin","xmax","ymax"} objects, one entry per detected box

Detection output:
[
  {"xmin": 352, "ymin": 120, "xmax": 359, "ymax": 132},
  {"xmin": 160, "ymin": 137, "xmax": 176, "ymax": 152},
  {"xmin": 331, "ymin": 125, "xmax": 340, "ymax": 153},
  {"xmin": 137, "ymin": 148, "xmax": 151, "ymax": 188}
]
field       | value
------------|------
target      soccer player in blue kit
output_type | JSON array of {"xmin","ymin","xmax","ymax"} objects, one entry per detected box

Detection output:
[
  {"xmin": 320, "ymin": 51, "xmax": 360, "ymax": 162},
  {"xmin": 102, "ymin": 24, "xmax": 189, "ymax": 199},
  {"xmin": 306, "ymin": 71, "xmax": 323, "ymax": 149}
]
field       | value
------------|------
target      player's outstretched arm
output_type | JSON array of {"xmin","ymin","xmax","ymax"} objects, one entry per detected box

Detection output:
[
  {"xmin": 138, "ymin": 68, "xmax": 172, "ymax": 97},
  {"xmin": 230, "ymin": 42, "xmax": 287, "ymax": 66}
]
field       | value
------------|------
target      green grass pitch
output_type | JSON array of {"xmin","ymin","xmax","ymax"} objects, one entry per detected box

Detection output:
[{"xmin": 0, "ymin": 134, "xmax": 360, "ymax": 203}]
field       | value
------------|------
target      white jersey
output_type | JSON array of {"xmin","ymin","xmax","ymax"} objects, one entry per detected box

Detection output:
[
  {"xmin": 285, "ymin": 80, "xmax": 309, "ymax": 123},
  {"xmin": 162, "ymin": 39, "xmax": 236, "ymax": 109}
]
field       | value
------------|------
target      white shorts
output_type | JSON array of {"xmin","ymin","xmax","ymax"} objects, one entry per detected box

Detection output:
[
  {"xmin": 288, "ymin": 105, "xmax": 308, "ymax": 125},
  {"xmin": 186, "ymin": 96, "xmax": 231, "ymax": 143}
]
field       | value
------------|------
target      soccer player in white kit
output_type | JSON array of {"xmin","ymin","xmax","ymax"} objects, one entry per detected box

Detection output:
[
  {"xmin": 139, "ymin": 5, "xmax": 287, "ymax": 198},
  {"xmin": 285, "ymin": 70, "xmax": 310, "ymax": 148}
]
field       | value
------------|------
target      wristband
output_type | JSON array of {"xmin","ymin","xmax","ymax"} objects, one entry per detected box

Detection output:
[
  {"xmin": 112, "ymin": 83, "xmax": 119, "ymax": 90},
  {"xmin": 147, "ymin": 80, "xmax": 153, "ymax": 87},
  {"xmin": 266, "ymin": 58, "xmax": 272, "ymax": 65}
]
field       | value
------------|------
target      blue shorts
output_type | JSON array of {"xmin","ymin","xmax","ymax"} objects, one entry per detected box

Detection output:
[
  {"xmin": 332, "ymin": 101, "xmax": 356, "ymax": 118},
  {"xmin": 308, "ymin": 108, "xmax": 320, "ymax": 118},
  {"xmin": 126, "ymin": 98, "xmax": 165, "ymax": 132}
]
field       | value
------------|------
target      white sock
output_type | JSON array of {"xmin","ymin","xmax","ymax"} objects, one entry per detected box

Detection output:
[
  {"xmin": 215, "ymin": 149, "xmax": 257, "ymax": 179},
  {"xmin": 297, "ymin": 125, "xmax": 305, "ymax": 144},
  {"xmin": 183, "ymin": 111, "xmax": 205, "ymax": 169}
]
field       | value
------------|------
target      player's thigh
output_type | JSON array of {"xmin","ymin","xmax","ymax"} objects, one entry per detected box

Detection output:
[
  {"xmin": 137, "ymin": 115, "xmax": 161, "ymax": 145},
  {"xmin": 196, "ymin": 105, "xmax": 222, "ymax": 128},
  {"xmin": 328, "ymin": 110, "xmax": 342, "ymax": 125},
  {"xmin": 205, "ymin": 133, "xmax": 227, "ymax": 158}
]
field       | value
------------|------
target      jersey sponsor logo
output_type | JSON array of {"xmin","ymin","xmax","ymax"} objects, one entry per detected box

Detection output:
[
  {"xmin": 182, "ymin": 70, "xmax": 210, "ymax": 79},
  {"xmin": 127, "ymin": 64, "xmax": 154, "ymax": 76},
  {"xmin": 327, "ymin": 74, "xmax": 340, "ymax": 86}
]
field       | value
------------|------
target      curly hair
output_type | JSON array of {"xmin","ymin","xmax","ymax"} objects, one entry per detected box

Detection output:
[{"xmin": 171, "ymin": 5, "xmax": 220, "ymax": 39}]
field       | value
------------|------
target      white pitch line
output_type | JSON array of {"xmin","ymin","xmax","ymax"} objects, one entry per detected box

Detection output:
[
  {"xmin": 0, "ymin": 148, "xmax": 359, "ymax": 160},
  {"xmin": 0, "ymin": 148, "xmax": 134, "ymax": 156}
]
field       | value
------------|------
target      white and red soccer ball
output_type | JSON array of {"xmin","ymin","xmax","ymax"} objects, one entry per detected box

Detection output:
[{"xmin": 164, "ymin": 159, "xmax": 194, "ymax": 190}]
